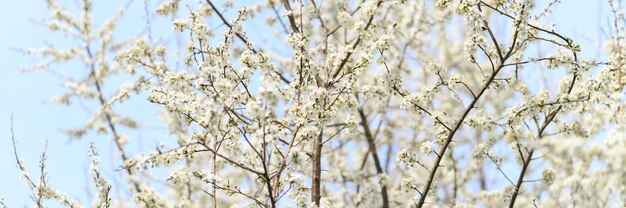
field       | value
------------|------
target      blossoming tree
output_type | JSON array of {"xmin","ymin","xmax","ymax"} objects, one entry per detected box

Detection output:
[{"xmin": 8, "ymin": 0, "xmax": 626, "ymax": 207}]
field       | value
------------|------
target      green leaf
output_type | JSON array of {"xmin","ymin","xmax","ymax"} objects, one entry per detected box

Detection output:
[
  {"xmin": 192, "ymin": 171, "xmax": 203, "ymax": 179},
  {"xmin": 571, "ymin": 44, "xmax": 581, "ymax": 52}
]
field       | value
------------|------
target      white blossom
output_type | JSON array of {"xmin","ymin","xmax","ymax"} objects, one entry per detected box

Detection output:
[{"xmin": 11, "ymin": 0, "xmax": 626, "ymax": 207}]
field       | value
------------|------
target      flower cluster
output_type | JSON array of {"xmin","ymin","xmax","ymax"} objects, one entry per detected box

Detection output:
[{"xmin": 14, "ymin": 0, "xmax": 626, "ymax": 207}]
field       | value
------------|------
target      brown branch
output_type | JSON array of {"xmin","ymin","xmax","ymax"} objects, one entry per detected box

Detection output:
[
  {"xmin": 328, "ymin": 1, "xmax": 383, "ymax": 85},
  {"xmin": 508, "ymin": 37, "xmax": 580, "ymax": 208},
  {"xmin": 10, "ymin": 114, "xmax": 43, "ymax": 207},
  {"xmin": 509, "ymin": 149, "xmax": 534, "ymax": 208},
  {"xmin": 84, "ymin": 46, "xmax": 155, "ymax": 206},
  {"xmin": 272, "ymin": 125, "xmax": 301, "ymax": 200},
  {"xmin": 260, "ymin": 124, "xmax": 278, "ymax": 208},
  {"xmin": 508, "ymin": 76, "xmax": 577, "ymax": 207},
  {"xmin": 268, "ymin": 1, "xmax": 290, "ymax": 34},
  {"xmin": 206, "ymin": 0, "xmax": 291, "ymax": 84},
  {"xmin": 282, "ymin": 0, "xmax": 300, "ymax": 33},
  {"xmin": 311, "ymin": 128, "xmax": 323, "ymax": 205},
  {"xmin": 416, "ymin": 54, "xmax": 507, "ymax": 208},
  {"xmin": 196, "ymin": 146, "xmax": 264, "ymax": 176},
  {"xmin": 357, "ymin": 108, "xmax": 390, "ymax": 208},
  {"xmin": 477, "ymin": 4, "xmax": 504, "ymax": 61}
]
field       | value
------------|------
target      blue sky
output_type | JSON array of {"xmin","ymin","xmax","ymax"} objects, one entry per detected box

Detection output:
[{"xmin": 0, "ymin": 0, "xmax": 615, "ymax": 207}]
